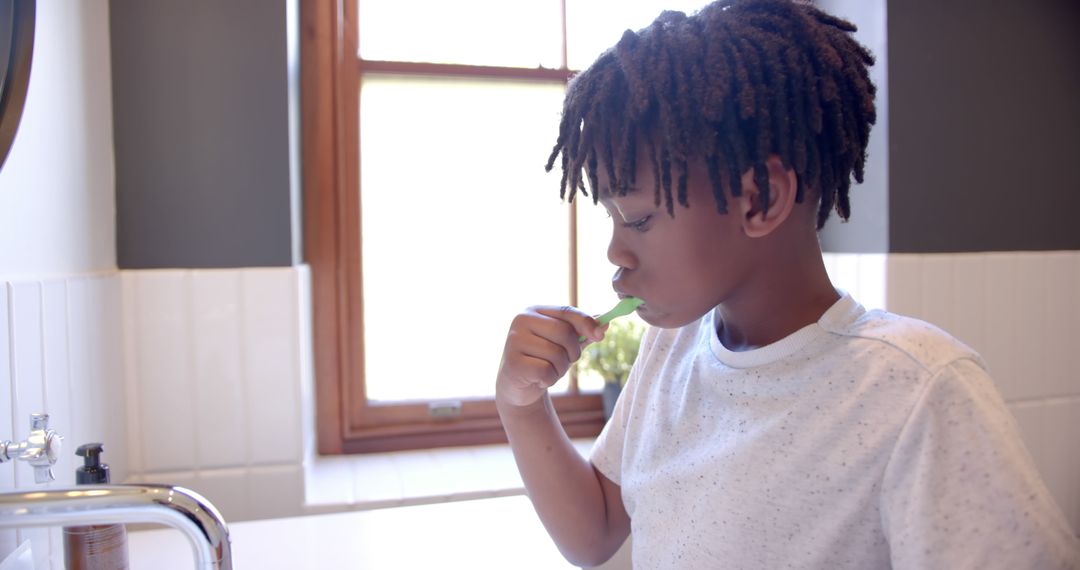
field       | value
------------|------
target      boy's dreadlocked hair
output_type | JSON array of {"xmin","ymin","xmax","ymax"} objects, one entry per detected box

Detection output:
[{"xmin": 545, "ymin": 0, "xmax": 876, "ymax": 229}]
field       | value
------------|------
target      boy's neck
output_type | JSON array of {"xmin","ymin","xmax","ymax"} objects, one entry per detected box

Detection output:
[{"xmin": 715, "ymin": 247, "xmax": 839, "ymax": 352}]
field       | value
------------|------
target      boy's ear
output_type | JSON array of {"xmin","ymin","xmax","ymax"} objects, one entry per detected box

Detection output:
[{"xmin": 736, "ymin": 155, "xmax": 799, "ymax": 238}]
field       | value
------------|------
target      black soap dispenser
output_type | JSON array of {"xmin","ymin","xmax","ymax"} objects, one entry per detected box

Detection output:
[{"xmin": 63, "ymin": 443, "xmax": 129, "ymax": 570}]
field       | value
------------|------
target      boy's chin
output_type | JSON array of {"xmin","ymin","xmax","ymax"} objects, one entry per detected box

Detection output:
[{"xmin": 639, "ymin": 309, "xmax": 700, "ymax": 330}]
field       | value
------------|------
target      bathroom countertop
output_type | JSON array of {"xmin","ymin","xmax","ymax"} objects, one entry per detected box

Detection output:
[{"xmin": 129, "ymin": 494, "xmax": 589, "ymax": 569}]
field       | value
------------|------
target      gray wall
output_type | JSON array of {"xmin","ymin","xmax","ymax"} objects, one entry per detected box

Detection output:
[
  {"xmin": 887, "ymin": 0, "xmax": 1080, "ymax": 253},
  {"xmin": 111, "ymin": 0, "xmax": 299, "ymax": 268},
  {"xmin": 109, "ymin": 0, "xmax": 1080, "ymax": 262}
]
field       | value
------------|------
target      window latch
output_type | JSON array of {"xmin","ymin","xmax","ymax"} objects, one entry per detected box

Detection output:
[{"xmin": 428, "ymin": 400, "xmax": 462, "ymax": 419}]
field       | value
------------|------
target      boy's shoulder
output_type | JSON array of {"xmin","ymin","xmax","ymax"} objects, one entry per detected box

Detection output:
[{"xmin": 827, "ymin": 306, "xmax": 985, "ymax": 375}]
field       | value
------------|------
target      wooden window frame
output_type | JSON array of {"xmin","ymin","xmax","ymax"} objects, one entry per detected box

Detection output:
[{"xmin": 302, "ymin": 0, "xmax": 605, "ymax": 454}]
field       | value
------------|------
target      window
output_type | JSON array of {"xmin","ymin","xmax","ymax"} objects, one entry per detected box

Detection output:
[{"xmin": 303, "ymin": 0, "xmax": 710, "ymax": 454}]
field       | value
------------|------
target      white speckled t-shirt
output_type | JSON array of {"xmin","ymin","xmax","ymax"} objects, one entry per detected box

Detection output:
[{"xmin": 591, "ymin": 293, "xmax": 1080, "ymax": 569}]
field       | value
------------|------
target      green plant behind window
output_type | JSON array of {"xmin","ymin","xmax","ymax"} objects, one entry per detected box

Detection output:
[{"xmin": 578, "ymin": 319, "xmax": 645, "ymax": 386}]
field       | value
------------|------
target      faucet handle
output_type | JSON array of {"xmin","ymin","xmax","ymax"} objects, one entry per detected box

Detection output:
[
  {"xmin": 25, "ymin": 413, "xmax": 63, "ymax": 483},
  {"xmin": 30, "ymin": 413, "xmax": 49, "ymax": 431},
  {"xmin": 33, "ymin": 465, "xmax": 55, "ymax": 484}
]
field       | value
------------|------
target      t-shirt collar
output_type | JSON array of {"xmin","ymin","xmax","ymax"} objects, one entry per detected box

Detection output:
[{"xmin": 707, "ymin": 290, "xmax": 863, "ymax": 369}]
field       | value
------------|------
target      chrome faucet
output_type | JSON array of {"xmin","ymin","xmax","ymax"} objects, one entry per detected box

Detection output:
[
  {"xmin": 0, "ymin": 484, "xmax": 232, "ymax": 569},
  {"xmin": 0, "ymin": 412, "xmax": 63, "ymax": 483}
]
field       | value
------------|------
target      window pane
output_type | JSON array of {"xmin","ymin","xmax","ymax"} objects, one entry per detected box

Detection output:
[
  {"xmin": 360, "ymin": 75, "xmax": 570, "ymax": 403},
  {"xmin": 358, "ymin": 0, "xmax": 563, "ymax": 69},
  {"xmin": 565, "ymin": 0, "xmax": 713, "ymax": 70}
]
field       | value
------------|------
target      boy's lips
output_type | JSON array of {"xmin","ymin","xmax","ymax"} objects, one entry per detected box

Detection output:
[{"xmin": 616, "ymin": 292, "xmax": 645, "ymax": 308}]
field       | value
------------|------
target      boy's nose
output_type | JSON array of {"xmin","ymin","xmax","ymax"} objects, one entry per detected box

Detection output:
[{"xmin": 607, "ymin": 234, "xmax": 637, "ymax": 271}]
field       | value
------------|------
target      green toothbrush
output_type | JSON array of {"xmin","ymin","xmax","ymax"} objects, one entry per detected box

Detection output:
[{"xmin": 580, "ymin": 296, "xmax": 644, "ymax": 342}]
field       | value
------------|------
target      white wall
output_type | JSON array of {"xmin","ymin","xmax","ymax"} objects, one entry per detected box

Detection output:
[
  {"xmin": 0, "ymin": 0, "xmax": 115, "ymax": 278},
  {"xmin": 120, "ymin": 266, "xmax": 311, "ymax": 524},
  {"xmin": 0, "ymin": 2, "xmax": 121, "ymax": 567},
  {"xmin": 1, "ymin": 274, "xmax": 126, "ymax": 568}
]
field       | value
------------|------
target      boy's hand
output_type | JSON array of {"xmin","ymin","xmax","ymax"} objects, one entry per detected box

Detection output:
[{"xmin": 496, "ymin": 305, "xmax": 605, "ymax": 410}]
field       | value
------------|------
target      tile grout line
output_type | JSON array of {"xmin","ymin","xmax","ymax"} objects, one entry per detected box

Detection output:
[
  {"xmin": 1007, "ymin": 394, "xmax": 1080, "ymax": 408},
  {"xmin": 237, "ymin": 271, "xmax": 255, "ymax": 519},
  {"xmin": 5, "ymin": 282, "xmax": 16, "ymax": 455},
  {"xmin": 127, "ymin": 273, "xmax": 146, "ymax": 478},
  {"xmin": 187, "ymin": 271, "xmax": 201, "ymax": 476},
  {"xmin": 7, "ymin": 282, "xmax": 25, "ymax": 545},
  {"xmin": 35, "ymin": 282, "xmax": 48, "ymax": 421},
  {"xmin": 238, "ymin": 271, "xmax": 252, "ymax": 471},
  {"xmin": 63, "ymin": 279, "xmax": 76, "ymax": 486}
]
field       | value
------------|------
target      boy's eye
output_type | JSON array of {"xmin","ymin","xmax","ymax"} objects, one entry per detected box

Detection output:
[{"xmin": 623, "ymin": 215, "xmax": 652, "ymax": 232}]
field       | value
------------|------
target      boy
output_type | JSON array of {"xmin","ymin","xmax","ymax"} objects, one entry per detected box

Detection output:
[{"xmin": 495, "ymin": 0, "xmax": 1080, "ymax": 568}]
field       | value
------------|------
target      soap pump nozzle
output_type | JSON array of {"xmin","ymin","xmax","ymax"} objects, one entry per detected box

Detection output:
[
  {"xmin": 75, "ymin": 443, "xmax": 110, "ymax": 485},
  {"xmin": 66, "ymin": 442, "xmax": 129, "ymax": 569}
]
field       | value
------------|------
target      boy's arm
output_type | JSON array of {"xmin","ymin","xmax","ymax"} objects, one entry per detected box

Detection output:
[
  {"xmin": 499, "ymin": 394, "xmax": 630, "ymax": 566},
  {"xmin": 496, "ymin": 306, "xmax": 631, "ymax": 567}
]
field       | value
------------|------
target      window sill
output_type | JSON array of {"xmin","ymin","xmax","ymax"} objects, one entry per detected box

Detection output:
[{"xmin": 303, "ymin": 438, "xmax": 595, "ymax": 515}]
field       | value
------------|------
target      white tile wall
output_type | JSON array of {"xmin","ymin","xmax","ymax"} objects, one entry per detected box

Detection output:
[
  {"xmin": 1, "ymin": 285, "xmax": 14, "ymax": 494},
  {"xmin": 129, "ymin": 271, "xmax": 195, "ymax": 473},
  {"xmin": 120, "ymin": 266, "xmax": 309, "ymax": 524},
  {"xmin": 1, "ymin": 284, "xmax": 14, "ymax": 562},
  {"xmin": 10, "ymin": 283, "xmax": 47, "ymax": 470},
  {"xmin": 1, "ymin": 267, "xmax": 309, "ymax": 566},
  {"xmin": 1, "ymin": 273, "xmax": 125, "ymax": 569},
  {"xmin": 823, "ymin": 252, "xmax": 887, "ymax": 310},
  {"xmin": 191, "ymin": 271, "xmax": 246, "ymax": 470},
  {"xmin": 1009, "ymin": 398, "xmax": 1080, "ymax": 533},
  {"xmin": 239, "ymin": 270, "xmax": 304, "ymax": 467}
]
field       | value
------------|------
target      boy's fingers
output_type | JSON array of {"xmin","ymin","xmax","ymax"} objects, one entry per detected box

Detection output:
[
  {"xmin": 519, "ymin": 337, "xmax": 574, "ymax": 378},
  {"xmin": 577, "ymin": 322, "xmax": 611, "ymax": 346},
  {"xmin": 534, "ymin": 305, "xmax": 603, "ymax": 342}
]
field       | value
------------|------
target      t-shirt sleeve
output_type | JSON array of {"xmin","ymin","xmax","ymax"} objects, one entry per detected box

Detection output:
[{"xmin": 880, "ymin": 357, "xmax": 1080, "ymax": 569}]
